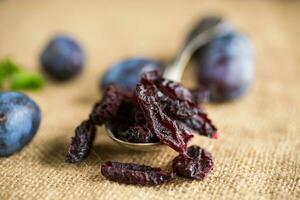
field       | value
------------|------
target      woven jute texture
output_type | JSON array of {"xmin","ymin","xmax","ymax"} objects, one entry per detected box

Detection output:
[{"xmin": 0, "ymin": 0, "xmax": 299, "ymax": 199}]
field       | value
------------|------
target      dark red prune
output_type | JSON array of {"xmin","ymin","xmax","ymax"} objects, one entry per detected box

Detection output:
[
  {"xmin": 190, "ymin": 86, "xmax": 210, "ymax": 104},
  {"xmin": 112, "ymin": 101, "xmax": 137, "ymax": 125},
  {"xmin": 117, "ymin": 101, "xmax": 147, "ymax": 125},
  {"xmin": 156, "ymin": 79, "xmax": 194, "ymax": 103},
  {"xmin": 108, "ymin": 102, "xmax": 159, "ymax": 143},
  {"xmin": 66, "ymin": 120, "xmax": 96, "ymax": 163},
  {"xmin": 101, "ymin": 161, "xmax": 175, "ymax": 186},
  {"xmin": 183, "ymin": 109, "xmax": 218, "ymax": 139},
  {"xmin": 106, "ymin": 101, "xmax": 147, "ymax": 142},
  {"xmin": 154, "ymin": 78, "xmax": 217, "ymax": 139},
  {"xmin": 160, "ymin": 97, "xmax": 217, "ymax": 139},
  {"xmin": 133, "ymin": 108, "xmax": 147, "ymax": 125},
  {"xmin": 108, "ymin": 101, "xmax": 144, "ymax": 131},
  {"xmin": 136, "ymin": 80, "xmax": 193, "ymax": 153},
  {"xmin": 154, "ymin": 83, "xmax": 217, "ymax": 139},
  {"xmin": 172, "ymin": 145, "xmax": 214, "ymax": 180},
  {"xmin": 89, "ymin": 85, "xmax": 133, "ymax": 126},
  {"xmin": 156, "ymin": 91, "xmax": 197, "ymax": 119},
  {"xmin": 120, "ymin": 125, "xmax": 158, "ymax": 143}
]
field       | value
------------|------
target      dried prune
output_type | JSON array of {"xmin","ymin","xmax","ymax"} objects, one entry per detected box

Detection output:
[
  {"xmin": 66, "ymin": 120, "xmax": 96, "ymax": 163},
  {"xmin": 65, "ymin": 69, "xmax": 218, "ymax": 185},
  {"xmin": 183, "ymin": 110, "xmax": 218, "ymax": 139},
  {"xmin": 117, "ymin": 101, "xmax": 146, "ymax": 125},
  {"xmin": 90, "ymin": 85, "xmax": 133, "ymax": 126},
  {"xmin": 119, "ymin": 125, "xmax": 158, "ymax": 143},
  {"xmin": 133, "ymin": 108, "xmax": 146, "ymax": 125},
  {"xmin": 108, "ymin": 101, "xmax": 142, "ymax": 130},
  {"xmin": 156, "ymin": 79, "xmax": 194, "ymax": 103},
  {"xmin": 153, "ymin": 78, "xmax": 217, "ymax": 139},
  {"xmin": 156, "ymin": 91, "xmax": 197, "ymax": 119},
  {"xmin": 66, "ymin": 86, "xmax": 132, "ymax": 163},
  {"xmin": 172, "ymin": 145, "xmax": 214, "ymax": 180},
  {"xmin": 159, "ymin": 96, "xmax": 217, "ymax": 139},
  {"xmin": 101, "ymin": 161, "xmax": 174, "ymax": 186},
  {"xmin": 190, "ymin": 86, "xmax": 210, "ymax": 104},
  {"xmin": 136, "ymin": 78, "xmax": 193, "ymax": 153}
]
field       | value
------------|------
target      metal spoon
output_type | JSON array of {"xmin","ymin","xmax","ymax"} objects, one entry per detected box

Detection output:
[{"xmin": 105, "ymin": 19, "xmax": 233, "ymax": 151}]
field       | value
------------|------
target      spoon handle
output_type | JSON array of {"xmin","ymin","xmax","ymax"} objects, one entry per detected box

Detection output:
[{"xmin": 163, "ymin": 21, "xmax": 233, "ymax": 82}]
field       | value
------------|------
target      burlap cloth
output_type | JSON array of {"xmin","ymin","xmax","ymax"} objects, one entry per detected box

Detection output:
[{"xmin": 0, "ymin": 0, "xmax": 299, "ymax": 199}]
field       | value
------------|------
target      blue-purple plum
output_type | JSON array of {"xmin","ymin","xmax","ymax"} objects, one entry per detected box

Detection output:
[
  {"xmin": 0, "ymin": 92, "xmax": 41, "ymax": 157},
  {"xmin": 195, "ymin": 31, "xmax": 254, "ymax": 102},
  {"xmin": 40, "ymin": 35, "xmax": 84, "ymax": 81}
]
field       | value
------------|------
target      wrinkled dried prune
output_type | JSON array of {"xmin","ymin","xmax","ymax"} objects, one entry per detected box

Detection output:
[
  {"xmin": 172, "ymin": 145, "xmax": 214, "ymax": 180},
  {"xmin": 117, "ymin": 101, "xmax": 146, "ymax": 125},
  {"xmin": 136, "ymin": 77, "xmax": 193, "ymax": 153},
  {"xmin": 151, "ymin": 74, "xmax": 217, "ymax": 138},
  {"xmin": 161, "ymin": 98, "xmax": 217, "ymax": 139},
  {"xmin": 190, "ymin": 86, "xmax": 210, "ymax": 104},
  {"xmin": 112, "ymin": 101, "xmax": 136, "ymax": 125},
  {"xmin": 66, "ymin": 86, "xmax": 133, "ymax": 163},
  {"xmin": 156, "ymin": 91, "xmax": 197, "ymax": 119},
  {"xmin": 154, "ymin": 77, "xmax": 217, "ymax": 138},
  {"xmin": 120, "ymin": 125, "xmax": 158, "ymax": 143},
  {"xmin": 90, "ymin": 85, "xmax": 133, "ymax": 126},
  {"xmin": 109, "ymin": 100, "xmax": 158, "ymax": 143},
  {"xmin": 156, "ymin": 79, "xmax": 194, "ymax": 103},
  {"xmin": 66, "ymin": 120, "xmax": 96, "ymax": 163},
  {"xmin": 101, "ymin": 161, "xmax": 174, "ymax": 186},
  {"xmin": 133, "ymin": 108, "xmax": 146, "ymax": 125},
  {"xmin": 108, "ymin": 101, "xmax": 144, "ymax": 131},
  {"xmin": 183, "ymin": 110, "xmax": 218, "ymax": 139}
]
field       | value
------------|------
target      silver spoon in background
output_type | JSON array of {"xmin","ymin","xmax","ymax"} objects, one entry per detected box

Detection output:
[{"xmin": 105, "ymin": 19, "xmax": 233, "ymax": 151}]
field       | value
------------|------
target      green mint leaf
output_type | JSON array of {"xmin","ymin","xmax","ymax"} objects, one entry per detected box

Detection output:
[
  {"xmin": 0, "ymin": 58, "xmax": 21, "ymax": 83},
  {"xmin": 10, "ymin": 71, "xmax": 44, "ymax": 91}
]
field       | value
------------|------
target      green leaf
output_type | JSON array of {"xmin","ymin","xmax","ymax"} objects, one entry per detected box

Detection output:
[
  {"xmin": 0, "ymin": 58, "xmax": 21, "ymax": 84},
  {"xmin": 0, "ymin": 57, "xmax": 45, "ymax": 91},
  {"xmin": 10, "ymin": 71, "xmax": 44, "ymax": 90}
]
